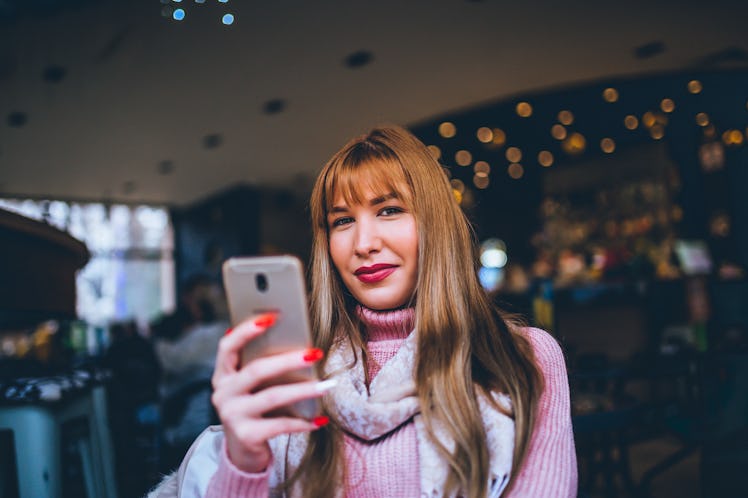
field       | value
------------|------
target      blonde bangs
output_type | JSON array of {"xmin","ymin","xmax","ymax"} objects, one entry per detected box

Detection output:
[{"xmin": 323, "ymin": 157, "xmax": 413, "ymax": 213}]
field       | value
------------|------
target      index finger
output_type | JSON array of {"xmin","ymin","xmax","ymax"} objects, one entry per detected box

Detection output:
[{"xmin": 213, "ymin": 312, "xmax": 278, "ymax": 380}]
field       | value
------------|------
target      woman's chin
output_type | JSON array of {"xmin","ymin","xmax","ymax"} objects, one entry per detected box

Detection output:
[{"xmin": 354, "ymin": 293, "xmax": 413, "ymax": 311}]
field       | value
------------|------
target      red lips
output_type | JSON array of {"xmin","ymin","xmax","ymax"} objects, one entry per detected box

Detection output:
[{"xmin": 354, "ymin": 263, "xmax": 397, "ymax": 283}]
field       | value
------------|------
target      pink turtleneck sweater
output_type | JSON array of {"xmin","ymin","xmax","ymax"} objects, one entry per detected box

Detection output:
[{"xmin": 205, "ymin": 308, "xmax": 577, "ymax": 497}]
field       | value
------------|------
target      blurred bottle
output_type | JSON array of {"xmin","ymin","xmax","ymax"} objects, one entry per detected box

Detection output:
[
  {"xmin": 686, "ymin": 277, "xmax": 710, "ymax": 352},
  {"xmin": 533, "ymin": 280, "xmax": 554, "ymax": 331},
  {"xmin": 68, "ymin": 320, "xmax": 89, "ymax": 357}
]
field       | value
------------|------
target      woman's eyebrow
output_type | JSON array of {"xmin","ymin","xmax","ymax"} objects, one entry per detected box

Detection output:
[
  {"xmin": 329, "ymin": 205, "xmax": 348, "ymax": 214},
  {"xmin": 368, "ymin": 192, "xmax": 398, "ymax": 206}
]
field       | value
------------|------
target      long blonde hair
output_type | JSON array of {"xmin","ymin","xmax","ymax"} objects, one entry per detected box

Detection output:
[{"xmin": 293, "ymin": 125, "xmax": 542, "ymax": 498}]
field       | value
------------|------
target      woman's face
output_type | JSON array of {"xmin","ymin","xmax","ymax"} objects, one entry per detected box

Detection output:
[{"xmin": 327, "ymin": 184, "xmax": 418, "ymax": 310}]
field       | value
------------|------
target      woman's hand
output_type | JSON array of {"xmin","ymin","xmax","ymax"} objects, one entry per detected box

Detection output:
[{"xmin": 210, "ymin": 312, "xmax": 331, "ymax": 473}]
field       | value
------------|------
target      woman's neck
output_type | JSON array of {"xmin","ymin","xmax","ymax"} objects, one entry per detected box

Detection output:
[{"xmin": 356, "ymin": 305, "xmax": 415, "ymax": 342}]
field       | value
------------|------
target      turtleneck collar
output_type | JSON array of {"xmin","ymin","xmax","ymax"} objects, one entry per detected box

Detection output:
[{"xmin": 356, "ymin": 305, "xmax": 415, "ymax": 342}]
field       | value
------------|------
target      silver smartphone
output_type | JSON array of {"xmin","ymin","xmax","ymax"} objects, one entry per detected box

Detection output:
[{"xmin": 222, "ymin": 255, "xmax": 320, "ymax": 419}]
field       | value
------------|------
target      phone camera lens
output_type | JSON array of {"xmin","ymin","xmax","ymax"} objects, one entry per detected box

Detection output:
[{"xmin": 255, "ymin": 273, "xmax": 268, "ymax": 292}]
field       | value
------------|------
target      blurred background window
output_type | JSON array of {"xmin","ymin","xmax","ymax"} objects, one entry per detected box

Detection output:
[{"xmin": 0, "ymin": 198, "xmax": 175, "ymax": 328}]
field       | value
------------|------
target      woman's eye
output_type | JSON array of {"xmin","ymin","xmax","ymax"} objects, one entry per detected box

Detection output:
[
  {"xmin": 379, "ymin": 206, "xmax": 403, "ymax": 217},
  {"xmin": 331, "ymin": 216, "xmax": 353, "ymax": 227}
]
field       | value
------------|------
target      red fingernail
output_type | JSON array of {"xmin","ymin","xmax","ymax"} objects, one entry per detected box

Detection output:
[
  {"xmin": 225, "ymin": 327, "xmax": 233, "ymax": 335},
  {"xmin": 312, "ymin": 416, "xmax": 329, "ymax": 428},
  {"xmin": 303, "ymin": 348, "xmax": 324, "ymax": 363},
  {"xmin": 254, "ymin": 313, "xmax": 277, "ymax": 329}
]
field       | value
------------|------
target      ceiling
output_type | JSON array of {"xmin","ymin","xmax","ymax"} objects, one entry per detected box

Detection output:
[{"xmin": 1, "ymin": 0, "xmax": 747, "ymax": 206}]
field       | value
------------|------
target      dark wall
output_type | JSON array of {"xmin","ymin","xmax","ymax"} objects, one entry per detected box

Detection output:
[
  {"xmin": 258, "ymin": 188, "xmax": 313, "ymax": 266},
  {"xmin": 171, "ymin": 185, "xmax": 261, "ymax": 288}
]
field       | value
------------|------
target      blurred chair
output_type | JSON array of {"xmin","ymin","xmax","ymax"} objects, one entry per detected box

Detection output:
[
  {"xmin": 104, "ymin": 320, "xmax": 162, "ymax": 498},
  {"xmin": 572, "ymin": 353, "xmax": 643, "ymax": 498},
  {"xmin": 638, "ymin": 352, "xmax": 748, "ymax": 498},
  {"xmin": 157, "ymin": 377, "xmax": 219, "ymax": 473}
]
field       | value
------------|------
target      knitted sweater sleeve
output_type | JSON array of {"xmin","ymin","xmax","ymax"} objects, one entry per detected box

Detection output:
[
  {"xmin": 505, "ymin": 327, "xmax": 578, "ymax": 497},
  {"xmin": 204, "ymin": 439, "xmax": 271, "ymax": 497}
]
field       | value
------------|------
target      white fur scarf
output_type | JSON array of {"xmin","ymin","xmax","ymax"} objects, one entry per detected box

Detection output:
[{"xmin": 283, "ymin": 330, "xmax": 516, "ymax": 497}]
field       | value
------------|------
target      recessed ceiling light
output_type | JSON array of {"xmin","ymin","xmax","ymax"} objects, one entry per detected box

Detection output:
[
  {"xmin": 602, "ymin": 87, "xmax": 619, "ymax": 102},
  {"xmin": 634, "ymin": 41, "xmax": 665, "ymax": 59},
  {"xmin": 515, "ymin": 102, "xmax": 533, "ymax": 117},
  {"xmin": 42, "ymin": 65, "xmax": 67, "ymax": 83},
  {"xmin": 557, "ymin": 110, "xmax": 574, "ymax": 125},
  {"xmin": 122, "ymin": 181, "xmax": 137, "ymax": 194},
  {"xmin": 601, "ymin": 138, "xmax": 616, "ymax": 153},
  {"xmin": 476, "ymin": 127, "xmax": 493, "ymax": 143},
  {"xmin": 473, "ymin": 174, "xmax": 489, "ymax": 189},
  {"xmin": 507, "ymin": 163, "xmax": 524, "ymax": 179},
  {"xmin": 344, "ymin": 50, "xmax": 374, "ymax": 69},
  {"xmin": 7, "ymin": 111, "xmax": 27, "ymax": 127},
  {"xmin": 263, "ymin": 99, "xmax": 286, "ymax": 115},
  {"xmin": 491, "ymin": 128, "xmax": 506, "ymax": 146},
  {"xmin": 506, "ymin": 147, "xmax": 522, "ymax": 163},
  {"xmin": 427, "ymin": 145, "xmax": 441, "ymax": 160},
  {"xmin": 624, "ymin": 115, "xmax": 639, "ymax": 130},
  {"xmin": 438, "ymin": 122, "xmax": 456, "ymax": 138},
  {"xmin": 474, "ymin": 161, "xmax": 490, "ymax": 175},
  {"xmin": 450, "ymin": 179, "xmax": 465, "ymax": 194},
  {"xmin": 538, "ymin": 151, "xmax": 554, "ymax": 167},
  {"xmin": 203, "ymin": 133, "xmax": 223, "ymax": 149},
  {"xmin": 158, "ymin": 160, "xmax": 175, "ymax": 175},
  {"xmin": 455, "ymin": 150, "xmax": 472, "ymax": 166}
]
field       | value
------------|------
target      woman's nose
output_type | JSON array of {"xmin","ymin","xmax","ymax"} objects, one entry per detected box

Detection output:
[{"xmin": 353, "ymin": 220, "xmax": 382, "ymax": 256}]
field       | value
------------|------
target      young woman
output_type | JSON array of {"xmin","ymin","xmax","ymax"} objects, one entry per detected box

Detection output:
[{"xmin": 149, "ymin": 125, "xmax": 577, "ymax": 498}]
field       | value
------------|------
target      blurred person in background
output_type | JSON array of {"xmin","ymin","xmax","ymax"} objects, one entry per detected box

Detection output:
[
  {"xmin": 105, "ymin": 319, "xmax": 161, "ymax": 497},
  {"xmin": 151, "ymin": 275, "xmax": 229, "ymax": 468}
]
